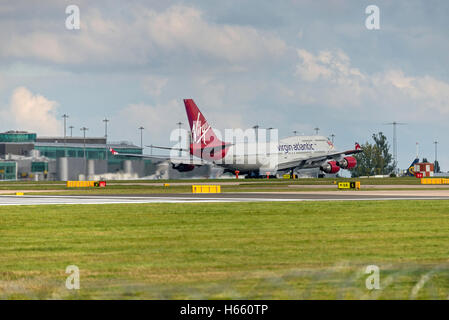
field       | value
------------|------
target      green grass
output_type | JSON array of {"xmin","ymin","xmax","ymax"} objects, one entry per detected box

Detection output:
[
  {"xmin": 32, "ymin": 187, "xmax": 449, "ymax": 196},
  {"xmin": 104, "ymin": 176, "xmax": 424, "ymax": 185},
  {"xmin": 2, "ymin": 176, "xmax": 446, "ymax": 196},
  {"xmin": 1, "ymin": 201, "xmax": 449, "ymax": 299},
  {"xmin": 0, "ymin": 176, "xmax": 443, "ymax": 197},
  {"xmin": 0, "ymin": 176, "xmax": 426, "ymax": 187}
]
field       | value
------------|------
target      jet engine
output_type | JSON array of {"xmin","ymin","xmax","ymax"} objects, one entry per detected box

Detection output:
[
  {"xmin": 320, "ymin": 161, "xmax": 340, "ymax": 174},
  {"xmin": 337, "ymin": 156, "xmax": 357, "ymax": 169},
  {"xmin": 172, "ymin": 163, "xmax": 195, "ymax": 172}
]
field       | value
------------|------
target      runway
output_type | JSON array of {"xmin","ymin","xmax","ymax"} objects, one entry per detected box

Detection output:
[{"xmin": 1, "ymin": 192, "xmax": 449, "ymax": 205}]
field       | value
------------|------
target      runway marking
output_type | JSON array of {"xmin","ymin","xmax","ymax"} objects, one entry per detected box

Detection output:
[{"xmin": 0, "ymin": 195, "xmax": 448, "ymax": 205}]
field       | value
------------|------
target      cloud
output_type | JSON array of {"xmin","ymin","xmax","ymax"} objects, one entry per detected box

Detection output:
[
  {"xmin": 5, "ymin": 87, "xmax": 61, "ymax": 135},
  {"xmin": 296, "ymin": 49, "xmax": 364, "ymax": 83},
  {"xmin": 141, "ymin": 5, "xmax": 286, "ymax": 64},
  {"xmin": 294, "ymin": 48, "xmax": 449, "ymax": 119},
  {"xmin": 114, "ymin": 100, "xmax": 182, "ymax": 140},
  {"xmin": 113, "ymin": 98, "xmax": 247, "ymax": 146},
  {"xmin": 142, "ymin": 76, "xmax": 168, "ymax": 96},
  {"xmin": 1, "ymin": 5, "xmax": 287, "ymax": 69},
  {"xmin": 373, "ymin": 70, "xmax": 449, "ymax": 115}
]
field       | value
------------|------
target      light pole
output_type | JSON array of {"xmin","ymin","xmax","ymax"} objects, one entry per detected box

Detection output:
[
  {"xmin": 267, "ymin": 127, "xmax": 275, "ymax": 156},
  {"xmin": 330, "ymin": 134, "xmax": 335, "ymax": 144},
  {"xmin": 62, "ymin": 114, "xmax": 69, "ymax": 157},
  {"xmin": 103, "ymin": 118, "xmax": 109, "ymax": 140},
  {"xmin": 293, "ymin": 130, "xmax": 297, "ymax": 136},
  {"xmin": 138, "ymin": 127, "xmax": 144, "ymax": 151},
  {"xmin": 385, "ymin": 121, "xmax": 407, "ymax": 174},
  {"xmin": 62, "ymin": 114, "xmax": 69, "ymax": 140},
  {"xmin": 69, "ymin": 126, "xmax": 74, "ymax": 137},
  {"xmin": 253, "ymin": 125, "xmax": 259, "ymax": 133},
  {"xmin": 80, "ymin": 127, "xmax": 88, "ymax": 178},
  {"xmin": 314, "ymin": 127, "xmax": 320, "ymax": 135},
  {"xmin": 253, "ymin": 125, "xmax": 259, "ymax": 146},
  {"xmin": 177, "ymin": 122, "xmax": 183, "ymax": 157},
  {"xmin": 434, "ymin": 140, "xmax": 438, "ymax": 173},
  {"xmin": 103, "ymin": 118, "xmax": 109, "ymax": 162}
]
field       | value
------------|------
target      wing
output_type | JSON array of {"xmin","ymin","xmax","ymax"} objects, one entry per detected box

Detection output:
[
  {"xmin": 147, "ymin": 145, "xmax": 188, "ymax": 152},
  {"xmin": 148, "ymin": 143, "xmax": 233, "ymax": 153},
  {"xmin": 108, "ymin": 148, "xmax": 207, "ymax": 165},
  {"xmin": 277, "ymin": 148, "xmax": 363, "ymax": 171}
]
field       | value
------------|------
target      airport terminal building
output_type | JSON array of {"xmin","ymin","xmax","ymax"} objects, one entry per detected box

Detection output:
[
  {"xmin": 0, "ymin": 131, "xmax": 152, "ymax": 181},
  {"xmin": 0, "ymin": 130, "xmax": 211, "ymax": 181}
]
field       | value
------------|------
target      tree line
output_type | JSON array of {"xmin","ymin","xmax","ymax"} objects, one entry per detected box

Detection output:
[{"xmin": 350, "ymin": 132, "xmax": 395, "ymax": 177}]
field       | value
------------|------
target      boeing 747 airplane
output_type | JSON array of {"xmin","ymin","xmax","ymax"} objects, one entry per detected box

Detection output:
[{"xmin": 110, "ymin": 99, "xmax": 362, "ymax": 177}]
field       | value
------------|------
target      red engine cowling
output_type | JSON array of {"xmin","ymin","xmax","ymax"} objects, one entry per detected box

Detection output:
[
  {"xmin": 337, "ymin": 156, "xmax": 357, "ymax": 169},
  {"xmin": 320, "ymin": 161, "xmax": 340, "ymax": 174}
]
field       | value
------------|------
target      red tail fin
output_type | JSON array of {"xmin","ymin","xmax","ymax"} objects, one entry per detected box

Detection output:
[
  {"xmin": 184, "ymin": 99, "xmax": 222, "ymax": 148},
  {"xmin": 184, "ymin": 99, "xmax": 227, "ymax": 160}
]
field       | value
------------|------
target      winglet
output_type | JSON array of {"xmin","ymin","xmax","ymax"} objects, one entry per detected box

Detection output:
[
  {"xmin": 109, "ymin": 147, "xmax": 119, "ymax": 155},
  {"xmin": 355, "ymin": 142, "xmax": 361, "ymax": 150}
]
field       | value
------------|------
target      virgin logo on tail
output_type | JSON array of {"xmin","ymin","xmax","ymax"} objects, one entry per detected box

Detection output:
[
  {"xmin": 184, "ymin": 99, "xmax": 228, "ymax": 161},
  {"xmin": 192, "ymin": 113, "xmax": 211, "ymax": 144},
  {"xmin": 355, "ymin": 142, "xmax": 361, "ymax": 150},
  {"xmin": 109, "ymin": 147, "xmax": 118, "ymax": 155}
]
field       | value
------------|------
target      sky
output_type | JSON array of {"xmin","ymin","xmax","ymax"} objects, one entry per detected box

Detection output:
[{"xmin": 0, "ymin": 0, "xmax": 448, "ymax": 171}]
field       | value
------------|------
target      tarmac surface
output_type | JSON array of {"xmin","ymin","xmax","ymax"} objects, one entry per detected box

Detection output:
[{"xmin": 1, "ymin": 191, "xmax": 449, "ymax": 205}]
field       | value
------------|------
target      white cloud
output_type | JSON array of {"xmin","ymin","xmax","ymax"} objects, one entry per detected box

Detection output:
[
  {"xmin": 190, "ymin": 76, "xmax": 227, "ymax": 108},
  {"xmin": 113, "ymin": 98, "xmax": 246, "ymax": 146},
  {"xmin": 114, "ymin": 100, "xmax": 182, "ymax": 138},
  {"xmin": 294, "ymin": 49, "xmax": 449, "ymax": 119},
  {"xmin": 142, "ymin": 5, "xmax": 286, "ymax": 64},
  {"xmin": 1, "ymin": 5, "xmax": 287, "ymax": 68},
  {"xmin": 296, "ymin": 49, "xmax": 365, "ymax": 83},
  {"xmin": 5, "ymin": 87, "xmax": 61, "ymax": 135},
  {"xmin": 5, "ymin": 32, "xmax": 70, "ymax": 64},
  {"xmin": 372, "ymin": 71, "xmax": 449, "ymax": 115},
  {"xmin": 142, "ymin": 76, "xmax": 168, "ymax": 96}
]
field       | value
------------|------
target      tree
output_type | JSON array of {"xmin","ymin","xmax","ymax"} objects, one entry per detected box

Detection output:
[
  {"xmin": 350, "ymin": 132, "xmax": 395, "ymax": 177},
  {"xmin": 435, "ymin": 160, "xmax": 441, "ymax": 173}
]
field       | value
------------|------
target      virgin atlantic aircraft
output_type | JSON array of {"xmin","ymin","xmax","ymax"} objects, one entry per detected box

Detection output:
[{"xmin": 110, "ymin": 99, "xmax": 362, "ymax": 177}]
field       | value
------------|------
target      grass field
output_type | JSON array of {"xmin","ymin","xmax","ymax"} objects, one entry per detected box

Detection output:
[
  {"xmin": 0, "ymin": 176, "xmax": 427, "ymax": 188},
  {"xmin": 1, "ymin": 200, "xmax": 449, "ymax": 299},
  {"xmin": 1, "ymin": 176, "xmax": 448, "ymax": 196}
]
